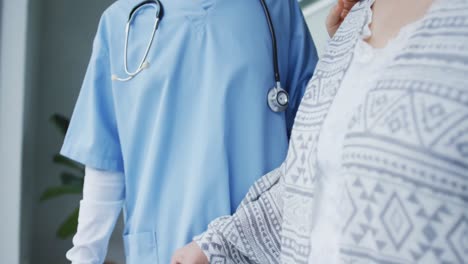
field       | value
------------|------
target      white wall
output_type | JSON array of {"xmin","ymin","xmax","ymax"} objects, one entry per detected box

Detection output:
[{"xmin": 0, "ymin": 0, "xmax": 29, "ymax": 263}]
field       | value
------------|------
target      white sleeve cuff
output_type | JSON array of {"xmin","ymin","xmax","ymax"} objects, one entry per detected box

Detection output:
[
  {"xmin": 66, "ymin": 200, "xmax": 123, "ymax": 264},
  {"xmin": 67, "ymin": 166, "xmax": 125, "ymax": 264}
]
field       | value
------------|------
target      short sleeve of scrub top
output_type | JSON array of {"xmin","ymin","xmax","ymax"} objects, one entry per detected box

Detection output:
[{"xmin": 60, "ymin": 16, "xmax": 124, "ymax": 172}]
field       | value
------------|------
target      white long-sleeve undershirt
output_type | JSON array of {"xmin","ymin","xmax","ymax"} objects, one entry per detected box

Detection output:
[{"xmin": 66, "ymin": 167, "xmax": 125, "ymax": 264}]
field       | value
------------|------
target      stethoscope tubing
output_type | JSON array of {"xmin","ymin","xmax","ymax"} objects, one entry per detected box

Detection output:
[
  {"xmin": 258, "ymin": 0, "xmax": 281, "ymax": 86},
  {"xmin": 113, "ymin": 0, "xmax": 288, "ymax": 112},
  {"xmin": 112, "ymin": 0, "xmax": 163, "ymax": 82}
]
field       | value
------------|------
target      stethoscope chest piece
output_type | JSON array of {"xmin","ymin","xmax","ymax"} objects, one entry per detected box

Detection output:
[{"xmin": 268, "ymin": 85, "xmax": 289, "ymax": 113}]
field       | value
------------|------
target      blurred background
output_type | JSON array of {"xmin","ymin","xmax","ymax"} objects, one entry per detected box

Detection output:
[{"xmin": 0, "ymin": 0, "xmax": 334, "ymax": 263}]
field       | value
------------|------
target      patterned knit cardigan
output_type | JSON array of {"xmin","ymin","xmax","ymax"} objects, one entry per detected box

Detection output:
[{"xmin": 195, "ymin": 0, "xmax": 468, "ymax": 263}]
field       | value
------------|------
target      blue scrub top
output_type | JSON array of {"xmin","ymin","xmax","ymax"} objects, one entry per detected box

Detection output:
[{"xmin": 61, "ymin": 0, "xmax": 317, "ymax": 263}]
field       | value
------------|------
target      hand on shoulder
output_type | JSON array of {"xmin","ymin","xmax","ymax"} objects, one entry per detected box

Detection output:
[{"xmin": 326, "ymin": 0, "xmax": 360, "ymax": 37}]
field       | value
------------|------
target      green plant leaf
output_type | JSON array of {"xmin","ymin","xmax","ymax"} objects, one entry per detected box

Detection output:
[
  {"xmin": 53, "ymin": 154, "xmax": 85, "ymax": 174},
  {"xmin": 61, "ymin": 172, "xmax": 84, "ymax": 186},
  {"xmin": 40, "ymin": 185, "xmax": 82, "ymax": 201},
  {"xmin": 50, "ymin": 113, "xmax": 70, "ymax": 135},
  {"xmin": 57, "ymin": 207, "xmax": 79, "ymax": 239}
]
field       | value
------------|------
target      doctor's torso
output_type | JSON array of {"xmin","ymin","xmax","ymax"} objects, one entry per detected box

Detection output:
[{"xmin": 105, "ymin": 0, "xmax": 294, "ymax": 209}]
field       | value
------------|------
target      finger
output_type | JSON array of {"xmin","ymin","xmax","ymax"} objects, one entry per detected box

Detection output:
[
  {"xmin": 340, "ymin": 9, "xmax": 349, "ymax": 20},
  {"xmin": 331, "ymin": 3, "xmax": 342, "ymax": 17},
  {"xmin": 328, "ymin": 0, "xmax": 344, "ymax": 24},
  {"xmin": 170, "ymin": 254, "xmax": 182, "ymax": 264},
  {"xmin": 342, "ymin": 0, "xmax": 359, "ymax": 11},
  {"xmin": 337, "ymin": 0, "xmax": 345, "ymax": 12}
]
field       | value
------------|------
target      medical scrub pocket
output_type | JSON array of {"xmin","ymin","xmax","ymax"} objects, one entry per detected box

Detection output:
[{"xmin": 124, "ymin": 232, "xmax": 159, "ymax": 263}]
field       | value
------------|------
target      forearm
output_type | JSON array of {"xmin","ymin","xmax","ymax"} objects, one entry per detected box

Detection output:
[
  {"xmin": 66, "ymin": 167, "xmax": 125, "ymax": 264},
  {"xmin": 194, "ymin": 166, "xmax": 284, "ymax": 264}
]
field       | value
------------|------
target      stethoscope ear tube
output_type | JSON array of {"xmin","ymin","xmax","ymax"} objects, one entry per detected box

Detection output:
[
  {"xmin": 129, "ymin": 0, "xmax": 164, "ymax": 21},
  {"xmin": 113, "ymin": 0, "xmax": 163, "ymax": 82}
]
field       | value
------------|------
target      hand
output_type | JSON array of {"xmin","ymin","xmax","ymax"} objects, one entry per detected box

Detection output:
[
  {"xmin": 326, "ymin": 0, "xmax": 360, "ymax": 37},
  {"xmin": 171, "ymin": 242, "xmax": 209, "ymax": 264}
]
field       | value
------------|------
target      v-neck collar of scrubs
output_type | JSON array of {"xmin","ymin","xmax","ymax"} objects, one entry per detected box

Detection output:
[{"xmin": 121, "ymin": 0, "xmax": 217, "ymax": 18}]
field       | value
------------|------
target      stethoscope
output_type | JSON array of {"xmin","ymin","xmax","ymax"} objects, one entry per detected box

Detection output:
[{"xmin": 112, "ymin": 0, "xmax": 289, "ymax": 113}]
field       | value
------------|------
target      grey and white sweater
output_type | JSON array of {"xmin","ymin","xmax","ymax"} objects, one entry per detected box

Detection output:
[{"xmin": 195, "ymin": 0, "xmax": 468, "ymax": 263}]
